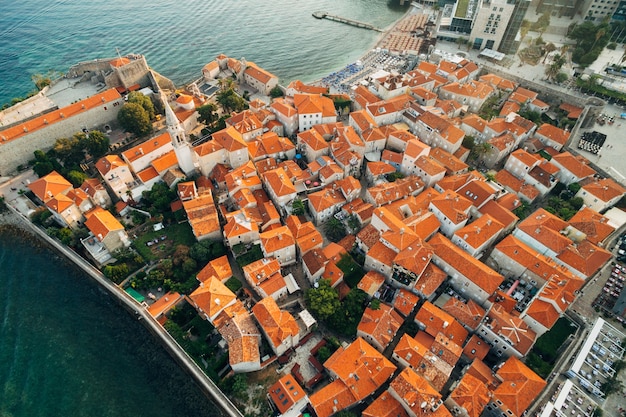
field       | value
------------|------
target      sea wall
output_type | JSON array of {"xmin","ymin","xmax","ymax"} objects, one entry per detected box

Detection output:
[{"xmin": 0, "ymin": 205, "xmax": 244, "ymax": 417}]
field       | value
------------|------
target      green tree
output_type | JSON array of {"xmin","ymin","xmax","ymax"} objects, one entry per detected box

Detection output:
[
  {"xmin": 542, "ymin": 42, "xmax": 557, "ymax": 63},
  {"xmin": 81, "ymin": 130, "xmax": 110, "ymax": 159},
  {"xmin": 66, "ymin": 170, "xmax": 87, "ymax": 188},
  {"xmin": 118, "ymin": 102, "xmax": 152, "ymax": 136},
  {"xmin": 103, "ymin": 264, "xmax": 130, "ymax": 283},
  {"xmin": 57, "ymin": 227, "xmax": 73, "ymax": 245},
  {"xmin": 324, "ymin": 217, "xmax": 347, "ymax": 243},
  {"xmin": 216, "ymin": 88, "xmax": 248, "ymax": 113},
  {"xmin": 305, "ymin": 279, "xmax": 340, "ymax": 320},
  {"xmin": 197, "ymin": 102, "xmax": 219, "ymax": 126},
  {"xmin": 128, "ymin": 91, "xmax": 155, "ymax": 120},
  {"xmin": 370, "ymin": 299, "xmax": 381, "ymax": 310},
  {"xmin": 292, "ymin": 199, "xmax": 305, "ymax": 216},
  {"xmin": 53, "ymin": 135, "xmax": 83, "ymax": 164},
  {"xmin": 555, "ymin": 72, "xmax": 569, "ymax": 84},
  {"xmin": 269, "ymin": 86, "xmax": 284, "ymax": 98}
]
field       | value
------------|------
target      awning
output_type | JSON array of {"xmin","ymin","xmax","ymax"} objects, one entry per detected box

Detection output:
[{"xmin": 479, "ymin": 48, "xmax": 505, "ymax": 61}]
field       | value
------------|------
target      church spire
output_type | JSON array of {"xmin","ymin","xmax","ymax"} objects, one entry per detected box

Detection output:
[{"xmin": 160, "ymin": 90, "xmax": 196, "ymax": 175}]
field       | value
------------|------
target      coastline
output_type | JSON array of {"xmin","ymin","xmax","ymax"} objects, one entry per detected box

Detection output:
[
  {"xmin": 0, "ymin": 205, "xmax": 242, "ymax": 417},
  {"xmin": 0, "ymin": 5, "xmax": 420, "ymax": 415}
]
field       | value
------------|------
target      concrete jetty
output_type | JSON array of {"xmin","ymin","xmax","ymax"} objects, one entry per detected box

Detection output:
[
  {"xmin": 312, "ymin": 11, "xmax": 383, "ymax": 32},
  {"xmin": 1, "ymin": 205, "xmax": 244, "ymax": 417}
]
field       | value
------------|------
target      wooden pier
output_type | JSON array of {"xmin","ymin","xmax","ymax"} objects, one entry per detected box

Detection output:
[{"xmin": 312, "ymin": 11, "xmax": 383, "ymax": 32}]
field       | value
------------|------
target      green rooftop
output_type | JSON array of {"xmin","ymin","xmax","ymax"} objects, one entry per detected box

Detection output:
[
  {"xmin": 125, "ymin": 287, "xmax": 145, "ymax": 303},
  {"xmin": 455, "ymin": 0, "xmax": 470, "ymax": 18}
]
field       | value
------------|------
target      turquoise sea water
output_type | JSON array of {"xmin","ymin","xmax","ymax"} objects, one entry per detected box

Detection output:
[
  {"xmin": 0, "ymin": 232, "xmax": 221, "ymax": 417},
  {"xmin": 0, "ymin": 0, "xmax": 408, "ymax": 106},
  {"xmin": 0, "ymin": 1, "xmax": 407, "ymax": 416}
]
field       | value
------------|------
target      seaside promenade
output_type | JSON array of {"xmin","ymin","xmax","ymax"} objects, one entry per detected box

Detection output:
[{"xmin": 0, "ymin": 204, "xmax": 244, "ymax": 417}]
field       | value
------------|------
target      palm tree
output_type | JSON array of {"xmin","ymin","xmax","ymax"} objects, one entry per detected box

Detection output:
[
  {"xmin": 592, "ymin": 28, "xmax": 607, "ymax": 50},
  {"xmin": 542, "ymin": 42, "xmax": 557, "ymax": 64}
]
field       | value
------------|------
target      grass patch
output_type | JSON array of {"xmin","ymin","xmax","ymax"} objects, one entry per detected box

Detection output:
[
  {"xmin": 455, "ymin": 0, "xmax": 470, "ymax": 17},
  {"xmin": 235, "ymin": 244, "xmax": 264, "ymax": 268},
  {"xmin": 225, "ymin": 277, "xmax": 243, "ymax": 293},
  {"xmin": 533, "ymin": 317, "xmax": 576, "ymax": 362},
  {"xmin": 133, "ymin": 223, "xmax": 196, "ymax": 261},
  {"xmin": 526, "ymin": 317, "xmax": 576, "ymax": 378},
  {"xmin": 337, "ymin": 253, "xmax": 365, "ymax": 288}
]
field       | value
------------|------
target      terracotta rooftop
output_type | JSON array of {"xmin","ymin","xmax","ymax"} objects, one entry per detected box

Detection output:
[
  {"xmin": 449, "ymin": 372, "xmax": 491, "ymax": 417},
  {"xmin": 389, "ymin": 367, "xmax": 450, "ymax": 417},
  {"xmin": 358, "ymin": 303, "xmax": 403, "ymax": 350},
  {"xmin": 268, "ymin": 374, "xmax": 306, "ymax": 415},
  {"xmin": 453, "ymin": 214, "xmax": 504, "ymax": 250},
  {"xmin": 478, "ymin": 200, "xmax": 518, "ymax": 229},
  {"xmin": 84, "ymin": 206, "xmax": 124, "ymax": 240},
  {"xmin": 551, "ymin": 151, "xmax": 595, "ymax": 179},
  {"xmin": 415, "ymin": 301, "xmax": 468, "ymax": 344},
  {"xmin": 393, "ymin": 288, "xmax": 421, "ymax": 317},
  {"xmin": 579, "ymin": 176, "xmax": 626, "ymax": 203},
  {"xmin": 189, "ymin": 276, "xmax": 236, "ymax": 320},
  {"xmin": 251, "ymin": 297, "xmax": 299, "ymax": 350},
  {"xmin": 463, "ymin": 334, "xmax": 490, "ymax": 361},
  {"xmin": 363, "ymin": 391, "xmax": 409, "ymax": 417},
  {"xmin": 196, "ymin": 255, "xmax": 233, "ymax": 283},
  {"xmin": 535, "ymin": 123, "xmax": 570, "ymax": 147},
  {"xmin": 414, "ymin": 262, "xmax": 447, "ymax": 298},
  {"xmin": 429, "ymin": 233, "xmax": 504, "ymax": 296},
  {"xmin": 28, "ymin": 171, "xmax": 73, "ymax": 203},
  {"xmin": 493, "ymin": 356, "xmax": 546, "ymax": 417},
  {"xmin": 358, "ymin": 270, "xmax": 387, "ymax": 297},
  {"xmin": 0, "ymin": 88, "xmax": 122, "ymax": 144},
  {"xmin": 484, "ymin": 304, "xmax": 536, "ymax": 356},
  {"xmin": 430, "ymin": 190, "xmax": 472, "ymax": 225},
  {"xmin": 442, "ymin": 298, "xmax": 486, "ymax": 331},
  {"xmin": 568, "ymin": 206, "xmax": 615, "ymax": 245}
]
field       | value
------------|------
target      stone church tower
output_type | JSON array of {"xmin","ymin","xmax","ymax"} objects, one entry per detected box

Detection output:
[{"xmin": 161, "ymin": 91, "xmax": 196, "ymax": 175}]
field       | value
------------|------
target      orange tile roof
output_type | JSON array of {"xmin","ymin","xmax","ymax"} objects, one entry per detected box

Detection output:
[
  {"xmin": 493, "ymin": 356, "xmax": 546, "ymax": 417},
  {"xmin": 414, "ymin": 262, "xmax": 447, "ymax": 297},
  {"xmin": 263, "ymin": 167, "xmax": 297, "ymax": 197},
  {"xmin": 46, "ymin": 192, "xmax": 75, "ymax": 214},
  {"xmin": 569, "ymin": 206, "xmax": 615, "ymax": 244},
  {"xmin": 147, "ymin": 291, "xmax": 183, "ymax": 318},
  {"xmin": 463, "ymin": 334, "xmax": 490, "ymax": 360},
  {"xmin": 123, "ymin": 131, "xmax": 172, "ymax": 163},
  {"xmin": 85, "ymin": 206, "xmax": 124, "ymax": 240},
  {"xmin": 450, "ymin": 372, "xmax": 491, "ymax": 417},
  {"xmin": 478, "ymin": 200, "xmax": 518, "ymax": 229},
  {"xmin": 559, "ymin": 102, "xmax": 583, "ymax": 119},
  {"xmin": 212, "ymin": 125, "xmax": 247, "ymax": 152},
  {"xmin": 95, "ymin": 155, "xmax": 128, "ymax": 176},
  {"xmin": 244, "ymin": 62, "xmax": 276, "ymax": 84},
  {"xmin": 151, "ymin": 150, "xmax": 179, "ymax": 173},
  {"xmin": 393, "ymin": 239, "xmax": 434, "ymax": 277},
  {"xmin": 310, "ymin": 380, "xmax": 356, "ymax": 417},
  {"xmin": 393, "ymin": 288, "xmax": 421, "ymax": 317},
  {"xmin": 429, "ymin": 147, "xmax": 469, "ymax": 174},
  {"xmin": 367, "ymin": 176, "xmax": 424, "ymax": 206},
  {"xmin": 189, "ymin": 276, "xmax": 236, "ymax": 319},
  {"xmin": 367, "ymin": 161, "xmax": 397, "ymax": 177},
  {"xmin": 363, "ymin": 391, "xmax": 409, "ymax": 417},
  {"xmin": 516, "ymin": 208, "xmax": 571, "ymax": 253},
  {"xmin": 510, "ymin": 148, "xmax": 540, "ymax": 168},
  {"xmin": 415, "ymin": 301, "xmax": 468, "ymax": 344},
  {"xmin": 389, "ymin": 367, "xmax": 446, "ymax": 417},
  {"xmin": 442, "ymin": 298, "xmax": 486, "ymax": 331},
  {"xmin": 357, "ymin": 270, "xmax": 386, "ymax": 297},
  {"xmin": 429, "ymin": 233, "xmax": 504, "ymax": 296},
  {"xmin": 394, "ymin": 333, "xmax": 429, "ymax": 369},
  {"xmin": 430, "ymin": 190, "xmax": 472, "ymax": 225},
  {"xmin": 321, "ymin": 337, "xmax": 396, "ymax": 404},
  {"xmin": 260, "ymin": 225, "xmax": 295, "ymax": 254},
  {"xmin": 494, "ymin": 170, "xmax": 540, "ymax": 201},
  {"xmin": 453, "ymin": 214, "xmax": 504, "ymax": 250},
  {"xmin": 182, "ymin": 190, "xmax": 220, "ymax": 239},
  {"xmin": 215, "ymin": 301, "xmax": 261, "ymax": 368},
  {"xmin": 136, "ymin": 166, "xmax": 159, "ymax": 183},
  {"xmin": 551, "ymin": 151, "xmax": 595, "ymax": 179},
  {"xmin": 268, "ymin": 374, "xmax": 306, "ymax": 414},
  {"xmin": 251, "ymin": 297, "xmax": 299, "ymax": 350},
  {"xmin": 358, "ymin": 303, "xmax": 403, "ymax": 350},
  {"xmin": 440, "ymin": 80, "xmax": 494, "ymax": 100},
  {"xmin": 493, "ymin": 235, "xmax": 577, "ymax": 284},
  {"xmin": 485, "ymin": 304, "xmax": 537, "ymax": 355},
  {"xmin": 456, "ymin": 179, "xmax": 497, "ymax": 208},
  {"xmin": 535, "ymin": 123, "xmax": 569, "ymax": 146},
  {"xmin": 467, "ymin": 359, "xmax": 499, "ymax": 389},
  {"xmin": 196, "ymin": 255, "xmax": 232, "ymax": 283},
  {"xmin": 579, "ymin": 176, "xmax": 626, "ymax": 203},
  {"xmin": 556, "ymin": 239, "xmax": 611, "ymax": 278},
  {"xmin": 367, "ymin": 241, "xmax": 398, "ymax": 268},
  {"xmin": 28, "ymin": 171, "xmax": 73, "ymax": 202},
  {"xmin": 243, "ymin": 257, "xmax": 281, "ymax": 284},
  {"xmin": 294, "ymin": 93, "xmax": 336, "ymax": 117},
  {"xmin": 0, "ymin": 89, "xmax": 122, "ymax": 144}
]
